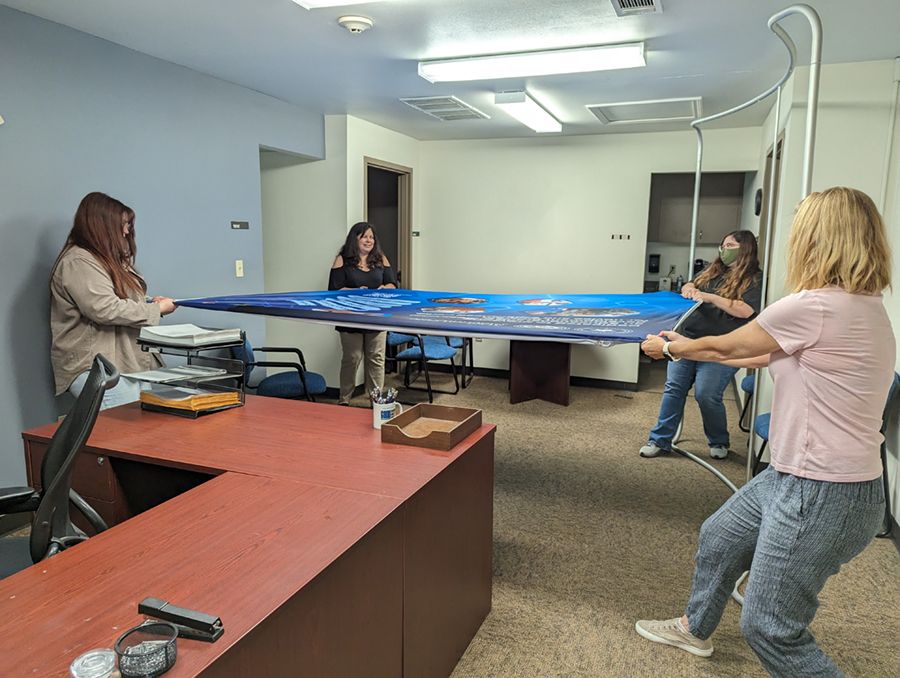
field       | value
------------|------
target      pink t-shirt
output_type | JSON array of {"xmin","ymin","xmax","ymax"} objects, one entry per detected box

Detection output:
[{"xmin": 756, "ymin": 288, "xmax": 896, "ymax": 482}]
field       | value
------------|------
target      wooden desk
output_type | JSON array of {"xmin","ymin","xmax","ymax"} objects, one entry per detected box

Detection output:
[{"xmin": 8, "ymin": 397, "xmax": 496, "ymax": 677}]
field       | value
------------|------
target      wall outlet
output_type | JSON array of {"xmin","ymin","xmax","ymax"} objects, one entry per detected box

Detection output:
[{"xmin": 235, "ymin": 259, "xmax": 244, "ymax": 278}]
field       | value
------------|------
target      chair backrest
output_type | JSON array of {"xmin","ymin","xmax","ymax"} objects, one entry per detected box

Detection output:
[
  {"xmin": 31, "ymin": 354, "xmax": 119, "ymax": 562},
  {"xmin": 882, "ymin": 372, "xmax": 900, "ymax": 435},
  {"xmin": 230, "ymin": 337, "xmax": 255, "ymax": 383}
]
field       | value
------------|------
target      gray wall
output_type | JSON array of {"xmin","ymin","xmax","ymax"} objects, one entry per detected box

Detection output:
[{"xmin": 0, "ymin": 7, "xmax": 324, "ymax": 484}]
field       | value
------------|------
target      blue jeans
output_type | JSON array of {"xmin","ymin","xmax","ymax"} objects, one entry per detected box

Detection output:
[
  {"xmin": 649, "ymin": 358, "xmax": 737, "ymax": 450},
  {"xmin": 69, "ymin": 372, "xmax": 146, "ymax": 410},
  {"xmin": 685, "ymin": 467, "xmax": 884, "ymax": 676}
]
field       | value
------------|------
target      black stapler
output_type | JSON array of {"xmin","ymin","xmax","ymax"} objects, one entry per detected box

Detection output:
[{"xmin": 138, "ymin": 597, "xmax": 224, "ymax": 642}]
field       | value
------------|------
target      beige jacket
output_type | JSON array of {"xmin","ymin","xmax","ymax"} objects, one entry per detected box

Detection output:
[{"xmin": 50, "ymin": 246, "xmax": 163, "ymax": 394}]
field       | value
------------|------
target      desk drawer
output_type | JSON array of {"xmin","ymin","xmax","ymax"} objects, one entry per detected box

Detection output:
[{"xmin": 26, "ymin": 442, "xmax": 117, "ymax": 503}]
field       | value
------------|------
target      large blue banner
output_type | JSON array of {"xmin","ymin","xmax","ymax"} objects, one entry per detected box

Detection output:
[{"xmin": 177, "ymin": 289, "xmax": 696, "ymax": 344}]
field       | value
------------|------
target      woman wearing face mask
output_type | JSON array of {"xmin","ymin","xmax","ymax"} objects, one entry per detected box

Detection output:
[
  {"xmin": 328, "ymin": 222, "xmax": 398, "ymax": 405},
  {"xmin": 50, "ymin": 192, "xmax": 177, "ymax": 409},
  {"xmin": 640, "ymin": 230, "xmax": 761, "ymax": 460}
]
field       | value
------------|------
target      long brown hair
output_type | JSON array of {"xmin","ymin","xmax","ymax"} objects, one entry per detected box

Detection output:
[
  {"xmin": 338, "ymin": 222, "xmax": 385, "ymax": 269},
  {"xmin": 51, "ymin": 192, "xmax": 144, "ymax": 298},
  {"xmin": 693, "ymin": 230, "xmax": 760, "ymax": 299},
  {"xmin": 787, "ymin": 187, "xmax": 892, "ymax": 294}
]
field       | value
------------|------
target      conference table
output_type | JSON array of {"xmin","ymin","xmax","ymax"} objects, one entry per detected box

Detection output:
[{"xmin": 0, "ymin": 396, "xmax": 496, "ymax": 677}]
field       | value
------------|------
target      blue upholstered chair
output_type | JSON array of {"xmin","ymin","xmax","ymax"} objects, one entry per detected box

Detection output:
[
  {"xmin": 387, "ymin": 332, "xmax": 474, "ymax": 388},
  {"xmin": 232, "ymin": 338, "xmax": 327, "ymax": 402},
  {"xmin": 393, "ymin": 334, "xmax": 463, "ymax": 403}
]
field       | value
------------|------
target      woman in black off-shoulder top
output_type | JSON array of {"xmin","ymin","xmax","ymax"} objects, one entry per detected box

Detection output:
[{"xmin": 328, "ymin": 222, "xmax": 397, "ymax": 405}]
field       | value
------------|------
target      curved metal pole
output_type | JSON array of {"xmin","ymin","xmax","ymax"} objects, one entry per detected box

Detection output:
[
  {"xmin": 687, "ymin": 22, "xmax": 797, "ymax": 279},
  {"xmin": 679, "ymin": 5, "xmax": 822, "ymax": 502},
  {"xmin": 769, "ymin": 5, "xmax": 822, "ymax": 195}
]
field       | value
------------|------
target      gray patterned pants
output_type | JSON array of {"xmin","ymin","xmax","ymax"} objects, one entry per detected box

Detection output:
[{"xmin": 684, "ymin": 465, "xmax": 885, "ymax": 677}]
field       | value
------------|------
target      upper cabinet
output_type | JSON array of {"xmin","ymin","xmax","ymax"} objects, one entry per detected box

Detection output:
[{"xmin": 647, "ymin": 172, "xmax": 746, "ymax": 245}]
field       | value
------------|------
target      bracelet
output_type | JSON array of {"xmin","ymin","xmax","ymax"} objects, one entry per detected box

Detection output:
[{"xmin": 662, "ymin": 341, "xmax": 681, "ymax": 362}]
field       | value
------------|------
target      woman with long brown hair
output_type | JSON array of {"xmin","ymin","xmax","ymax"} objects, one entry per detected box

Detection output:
[
  {"xmin": 636, "ymin": 187, "xmax": 894, "ymax": 676},
  {"xmin": 50, "ymin": 192, "xmax": 176, "ymax": 408},
  {"xmin": 640, "ymin": 229, "xmax": 762, "ymax": 460},
  {"xmin": 328, "ymin": 221, "xmax": 397, "ymax": 405}
]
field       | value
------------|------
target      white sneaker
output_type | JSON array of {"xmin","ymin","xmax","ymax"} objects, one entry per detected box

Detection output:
[
  {"xmin": 639, "ymin": 442, "xmax": 670, "ymax": 458},
  {"xmin": 635, "ymin": 617, "xmax": 714, "ymax": 657},
  {"xmin": 709, "ymin": 445, "xmax": 728, "ymax": 459}
]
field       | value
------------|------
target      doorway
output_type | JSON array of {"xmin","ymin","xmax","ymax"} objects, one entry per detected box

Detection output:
[{"xmin": 364, "ymin": 157, "xmax": 412, "ymax": 288}]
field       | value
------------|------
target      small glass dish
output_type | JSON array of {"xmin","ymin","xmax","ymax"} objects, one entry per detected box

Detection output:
[
  {"xmin": 114, "ymin": 621, "xmax": 178, "ymax": 678},
  {"xmin": 69, "ymin": 648, "xmax": 116, "ymax": 678}
]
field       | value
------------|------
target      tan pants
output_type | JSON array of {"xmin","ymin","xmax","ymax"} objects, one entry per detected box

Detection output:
[{"xmin": 338, "ymin": 331, "xmax": 386, "ymax": 404}]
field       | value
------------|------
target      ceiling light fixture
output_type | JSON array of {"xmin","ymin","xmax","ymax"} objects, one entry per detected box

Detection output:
[
  {"xmin": 495, "ymin": 92, "xmax": 561, "ymax": 133},
  {"xmin": 291, "ymin": 0, "xmax": 380, "ymax": 9},
  {"xmin": 418, "ymin": 42, "xmax": 645, "ymax": 83}
]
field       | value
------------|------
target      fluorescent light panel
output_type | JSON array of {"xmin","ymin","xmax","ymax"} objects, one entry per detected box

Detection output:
[
  {"xmin": 419, "ymin": 43, "xmax": 645, "ymax": 83},
  {"xmin": 495, "ymin": 92, "xmax": 561, "ymax": 133},
  {"xmin": 291, "ymin": 0, "xmax": 380, "ymax": 9}
]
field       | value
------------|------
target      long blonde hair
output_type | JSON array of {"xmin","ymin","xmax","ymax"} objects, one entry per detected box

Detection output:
[{"xmin": 787, "ymin": 187, "xmax": 892, "ymax": 294}]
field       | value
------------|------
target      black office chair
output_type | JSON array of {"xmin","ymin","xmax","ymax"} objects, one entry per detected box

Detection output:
[
  {"xmin": 749, "ymin": 373, "xmax": 899, "ymax": 539},
  {"xmin": 232, "ymin": 337, "xmax": 327, "ymax": 402},
  {"xmin": 0, "ymin": 354, "xmax": 119, "ymax": 579},
  {"xmin": 876, "ymin": 373, "xmax": 899, "ymax": 538}
]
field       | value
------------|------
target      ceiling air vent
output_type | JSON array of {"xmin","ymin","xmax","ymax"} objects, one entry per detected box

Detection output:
[
  {"xmin": 587, "ymin": 97, "xmax": 701, "ymax": 125},
  {"xmin": 400, "ymin": 96, "xmax": 489, "ymax": 121},
  {"xmin": 610, "ymin": 0, "xmax": 662, "ymax": 17}
]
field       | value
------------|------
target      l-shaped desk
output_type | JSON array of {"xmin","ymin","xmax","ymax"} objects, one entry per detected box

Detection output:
[{"xmin": 1, "ymin": 396, "xmax": 496, "ymax": 677}]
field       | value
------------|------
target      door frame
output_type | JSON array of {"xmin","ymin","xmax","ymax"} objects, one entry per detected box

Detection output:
[
  {"xmin": 364, "ymin": 157, "xmax": 413, "ymax": 288},
  {"xmin": 758, "ymin": 137, "xmax": 784, "ymax": 303}
]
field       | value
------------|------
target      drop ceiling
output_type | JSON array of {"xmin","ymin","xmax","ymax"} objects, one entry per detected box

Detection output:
[{"xmin": 3, "ymin": 0, "xmax": 899, "ymax": 140}]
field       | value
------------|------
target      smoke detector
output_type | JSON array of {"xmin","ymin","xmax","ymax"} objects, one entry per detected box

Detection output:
[{"xmin": 338, "ymin": 15, "xmax": 374, "ymax": 33}]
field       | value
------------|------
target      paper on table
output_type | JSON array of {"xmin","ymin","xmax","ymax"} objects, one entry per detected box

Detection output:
[{"xmin": 139, "ymin": 324, "xmax": 242, "ymax": 347}]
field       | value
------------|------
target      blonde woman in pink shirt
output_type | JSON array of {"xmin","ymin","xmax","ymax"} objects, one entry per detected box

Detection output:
[{"xmin": 635, "ymin": 187, "xmax": 894, "ymax": 677}]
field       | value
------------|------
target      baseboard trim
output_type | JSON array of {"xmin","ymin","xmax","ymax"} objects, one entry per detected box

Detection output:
[
  {"xmin": 0, "ymin": 513, "xmax": 30, "ymax": 537},
  {"xmin": 388, "ymin": 363, "xmax": 637, "ymax": 392}
]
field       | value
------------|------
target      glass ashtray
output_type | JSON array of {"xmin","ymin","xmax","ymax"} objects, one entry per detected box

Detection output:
[{"xmin": 114, "ymin": 621, "xmax": 178, "ymax": 678}]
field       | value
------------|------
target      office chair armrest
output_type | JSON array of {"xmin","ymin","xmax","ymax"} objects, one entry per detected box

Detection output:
[
  {"xmin": 256, "ymin": 346, "xmax": 308, "ymax": 369},
  {"xmin": 69, "ymin": 489, "xmax": 108, "ymax": 533},
  {"xmin": 0, "ymin": 486, "xmax": 39, "ymax": 513}
]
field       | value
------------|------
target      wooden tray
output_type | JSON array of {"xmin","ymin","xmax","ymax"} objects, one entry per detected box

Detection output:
[{"xmin": 380, "ymin": 404, "xmax": 482, "ymax": 451}]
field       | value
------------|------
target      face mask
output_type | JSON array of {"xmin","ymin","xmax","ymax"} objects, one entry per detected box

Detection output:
[{"xmin": 719, "ymin": 246, "xmax": 740, "ymax": 266}]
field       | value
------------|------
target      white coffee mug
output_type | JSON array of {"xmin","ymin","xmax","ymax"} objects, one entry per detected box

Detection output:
[{"xmin": 372, "ymin": 401, "xmax": 403, "ymax": 429}]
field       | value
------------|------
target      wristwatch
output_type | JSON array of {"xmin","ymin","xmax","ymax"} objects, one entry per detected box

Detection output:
[{"xmin": 662, "ymin": 341, "xmax": 681, "ymax": 362}]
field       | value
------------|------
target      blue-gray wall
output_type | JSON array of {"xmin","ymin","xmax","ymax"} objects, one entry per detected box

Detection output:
[{"xmin": 0, "ymin": 7, "xmax": 324, "ymax": 484}]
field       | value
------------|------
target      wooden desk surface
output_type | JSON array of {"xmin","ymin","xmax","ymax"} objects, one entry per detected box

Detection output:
[
  {"xmin": 0, "ymin": 472, "xmax": 404, "ymax": 677},
  {"xmin": 23, "ymin": 396, "xmax": 495, "ymax": 500}
]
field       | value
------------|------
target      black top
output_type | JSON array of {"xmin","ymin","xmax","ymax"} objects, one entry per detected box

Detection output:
[
  {"xmin": 328, "ymin": 263, "xmax": 397, "ymax": 291},
  {"xmin": 327, "ymin": 261, "xmax": 398, "ymax": 334},
  {"xmin": 681, "ymin": 274, "xmax": 762, "ymax": 339}
]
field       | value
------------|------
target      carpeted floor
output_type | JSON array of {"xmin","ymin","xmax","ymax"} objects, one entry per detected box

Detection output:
[{"xmin": 380, "ymin": 362, "xmax": 900, "ymax": 678}]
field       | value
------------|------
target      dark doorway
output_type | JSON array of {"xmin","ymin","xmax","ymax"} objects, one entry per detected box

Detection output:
[
  {"xmin": 367, "ymin": 166, "xmax": 400, "ymax": 273},
  {"xmin": 365, "ymin": 157, "xmax": 412, "ymax": 288}
]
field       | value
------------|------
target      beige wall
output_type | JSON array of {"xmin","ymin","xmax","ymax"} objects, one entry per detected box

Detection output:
[
  {"xmin": 260, "ymin": 116, "xmax": 349, "ymax": 386},
  {"xmin": 261, "ymin": 115, "xmax": 423, "ymax": 386},
  {"xmin": 416, "ymin": 128, "xmax": 760, "ymax": 382}
]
